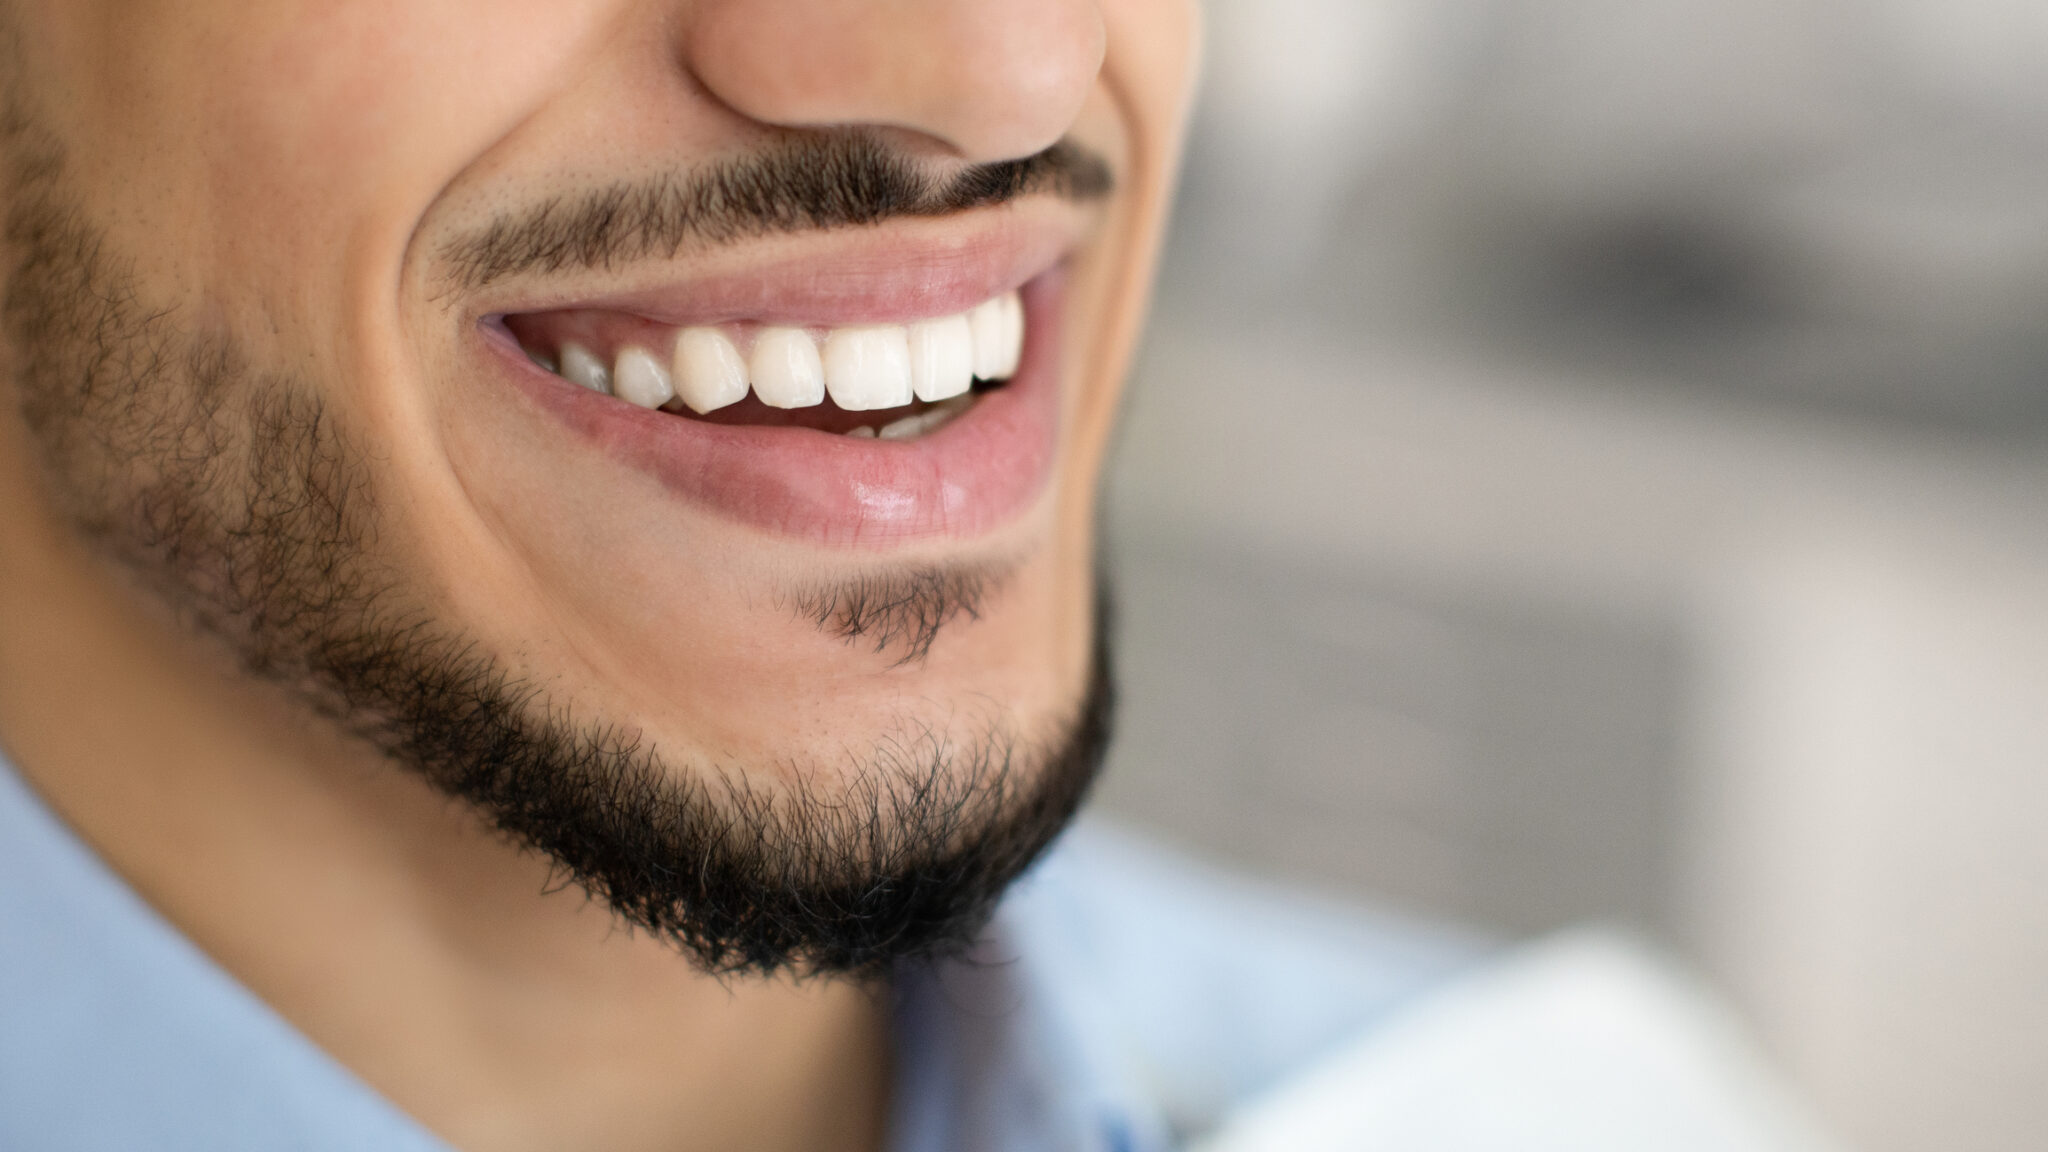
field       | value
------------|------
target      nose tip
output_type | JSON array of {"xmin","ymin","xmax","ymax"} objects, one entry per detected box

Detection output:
[{"xmin": 685, "ymin": 0, "xmax": 1105, "ymax": 163}]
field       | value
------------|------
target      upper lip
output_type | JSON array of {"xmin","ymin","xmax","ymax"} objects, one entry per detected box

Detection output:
[{"xmin": 468, "ymin": 203, "xmax": 1093, "ymax": 332}]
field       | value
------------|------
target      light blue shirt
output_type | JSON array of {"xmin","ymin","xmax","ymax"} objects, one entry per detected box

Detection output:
[{"xmin": 0, "ymin": 757, "xmax": 1478, "ymax": 1151}]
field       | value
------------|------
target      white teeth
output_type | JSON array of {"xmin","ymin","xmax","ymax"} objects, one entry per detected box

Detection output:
[
  {"xmin": 671, "ymin": 328, "xmax": 748, "ymax": 414},
  {"xmin": 927, "ymin": 393, "xmax": 974, "ymax": 431},
  {"xmin": 966, "ymin": 299, "xmax": 1006, "ymax": 381},
  {"xmin": 908, "ymin": 314, "xmax": 974, "ymax": 402},
  {"xmin": 749, "ymin": 327, "xmax": 825, "ymax": 409},
  {"xmin": 966, "ymin": 291, "xmax": 1023, "ymax": 382},
  {"xmin": 559, "ymin": 342, "xmax": 611, "ymax": 394},
  {"xmin": 992, "ymin": 292, "xmax": 1024, "ymax": 379},
  {"xmin": 877, "ymin": 412, "xmax": 926, "ymax": 440},
  {"xmin": 611, "ymin": 346, "xmax": 675, "ymax": 410},
  {"xmin": 846, "ymin": 425, "xmax": 877, "ymax": 438},
  {"xmin": 878, "ymin": 395, "xmax": 973, "ymax": 441},
  {"xmin": 823, "ymin": 326, "xmax": 913, "ymax": 411},
  {"xmin": 541, "ymin": 290, "xmax": 1020, "ymax": 412}
]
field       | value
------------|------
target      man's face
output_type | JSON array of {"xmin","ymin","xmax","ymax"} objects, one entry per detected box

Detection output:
[{"xmin": 0, "ymin": 1, "xmax": 1195, "ymax": 972}]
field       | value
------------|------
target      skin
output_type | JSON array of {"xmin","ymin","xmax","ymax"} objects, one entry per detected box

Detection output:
[{"xmin": 0, "ymin": 2, "xmax": 1196, "ymax": 1151}]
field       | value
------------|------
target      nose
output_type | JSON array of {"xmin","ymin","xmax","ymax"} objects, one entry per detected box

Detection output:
[{"xmin": 682, "ymin": 0, "xmax": 1105, "ymax": 163}]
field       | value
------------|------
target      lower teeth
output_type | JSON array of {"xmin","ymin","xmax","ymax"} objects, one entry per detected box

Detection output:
[{"xmin": 872, "ymin": 394, "xmax": 974, "ymax": 440}]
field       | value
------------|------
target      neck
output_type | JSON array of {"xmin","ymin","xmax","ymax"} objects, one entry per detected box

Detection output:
[{"xmin": 0, "ymin": 439, "xmax": 892, "ymax": 1152}]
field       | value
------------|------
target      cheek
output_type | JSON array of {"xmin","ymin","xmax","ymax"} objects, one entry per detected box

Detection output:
[
  {"xmin": 76, "ymin": 1, "xmax": 614, "ymax": 345},
  {"xmin": 1101, "ymin": 0, "xmax": 1204, "ymax": 113},
  {"xmin": 202, "ymin": 2, "xmax": 590, "ymax": 187}
]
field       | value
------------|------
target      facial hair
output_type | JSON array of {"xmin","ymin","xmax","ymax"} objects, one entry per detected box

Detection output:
[{"xmin": 0, "ymin": 93, "xmax": 1112, "ymax": 979}]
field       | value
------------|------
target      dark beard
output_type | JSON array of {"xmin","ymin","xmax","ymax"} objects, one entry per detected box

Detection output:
[{"xmin": 0, "ymin": 93, "xmax": 1111, "ymax": 978}]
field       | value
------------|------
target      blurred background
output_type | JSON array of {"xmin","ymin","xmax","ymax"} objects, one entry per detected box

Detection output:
[{"xmin": 1093, "ymin": 2, "xmax": 2048, "ymax": 1150}]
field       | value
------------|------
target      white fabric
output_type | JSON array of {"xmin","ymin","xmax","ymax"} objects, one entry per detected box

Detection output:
[{"xmin": 1194, "ymin": 932, "xmax": 1848, "ymax": 1152}]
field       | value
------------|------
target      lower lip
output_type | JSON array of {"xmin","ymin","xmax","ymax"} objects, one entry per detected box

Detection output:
[{"xmin": 487, "ymin": 272, "xmax": 1065, "ymax": 547}]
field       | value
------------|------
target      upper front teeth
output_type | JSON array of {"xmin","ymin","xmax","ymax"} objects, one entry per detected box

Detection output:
[
  {"xmin": 967, "ymin": 294, "xmax": 1023, "ymax": 382},
  {"xmin": 544, "ymin": 290, "xmax": 1024, "ymax": 415},
  {"xmin": 748, "ymin": 327, "xmax": 824, "ymax": 409},
  {"xmin": 673, "ymin": 328, "xmax": 749, "ymax": 413},
  {"xmin": 908, "ymin": 314, "xmax": 974, "ymax": 403},
  {"xmin": 823, "ymin": 326, "xmax": 914, "ymax": 411}
]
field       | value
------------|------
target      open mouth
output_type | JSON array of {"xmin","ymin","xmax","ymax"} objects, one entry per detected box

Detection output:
[
  {"xmin": 476, "ymin": 239, "xmax": 1068, "ymax": 547},
  {"xmin": 501, "ymin": 290, "xmax": 1024, "ymax": 442}
]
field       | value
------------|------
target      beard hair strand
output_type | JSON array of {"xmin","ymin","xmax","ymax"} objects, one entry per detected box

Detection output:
[{"xmin": 2, "ymin": 93, "xmax": 1112, "ymax": 979}]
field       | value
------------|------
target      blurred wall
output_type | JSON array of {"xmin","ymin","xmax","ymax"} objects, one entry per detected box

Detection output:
[{"xmin": 1095, "ymin": 3, "xmax": 2048, "ymax": 1149}]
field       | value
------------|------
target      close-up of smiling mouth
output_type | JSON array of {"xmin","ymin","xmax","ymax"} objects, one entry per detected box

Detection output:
[
  {"xmin": 475, "ymin": 235, "xmax": 1077, "ymax": 547},
  {"xmin": 502, "ymin": 286, "xmax": 1024, "ymax": 439},
  {"xmin": 448, "ymin": 136, "xmax": 1112, "ymax": 548}
]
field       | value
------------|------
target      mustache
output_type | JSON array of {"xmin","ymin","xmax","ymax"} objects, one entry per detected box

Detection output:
[{"xmin": 437, "ymin": 132, "xmax": 1114, "ymax": 294}]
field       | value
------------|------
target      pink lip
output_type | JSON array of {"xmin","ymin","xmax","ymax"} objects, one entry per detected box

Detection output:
[{"xmin": 484, "ymin": 271, "xmax": 1065, "ymax": 548}]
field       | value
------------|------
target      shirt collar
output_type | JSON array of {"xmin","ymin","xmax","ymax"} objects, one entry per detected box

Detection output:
[
  {"xmin": 888, "ymin": 837, "xmax": 1177, "ymax": 1152},
  {"xmin": 0, "ymin": 753, "xmax": 1150, "ymax": 1152}
]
